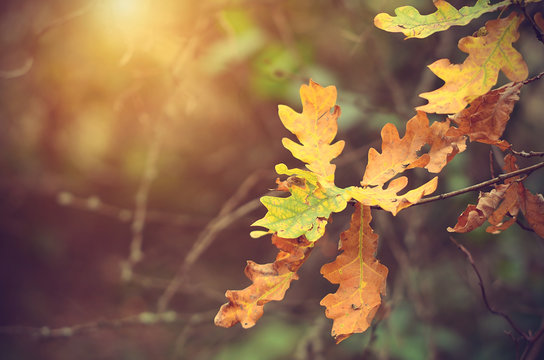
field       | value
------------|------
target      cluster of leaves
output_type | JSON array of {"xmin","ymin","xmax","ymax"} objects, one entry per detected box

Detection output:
[{"xmin": 215, "ymin": 0, "xmax": 544, "ymax": 343}]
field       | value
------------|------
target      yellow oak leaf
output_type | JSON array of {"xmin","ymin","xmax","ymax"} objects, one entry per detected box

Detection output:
[
  {"xmin": 418, "ymin": 13, "xmax": 528, "ymax": 114},
  {"xmin": 348, "ymin": 176, "xmax": 438, "ymax": 215},
  {"xmin": 278, "ymin": 80, "xmax": 345, "ymax": 184},
  {"xmin": 320, "ymin": 204, "xmax": 388, "ymax": 343}
]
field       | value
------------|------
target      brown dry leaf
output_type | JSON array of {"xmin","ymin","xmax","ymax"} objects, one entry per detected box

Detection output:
[
  {"xmin": 519, "ymin": 190, "xmax": 544, "ymax": 238},
  {"xmin": 417, "ymin": 13, "xmax": 528, "ymax": 114},
  {"xmin": 447, "ymin": 82, "xmax": 522, "ymax": 150},
  {"xmin": 447, "ymin": 154, "xmax": 544, "ymax": 235},
  {"xmin": 320, "ymin": 204, "xmax": 388, "ymax": 343},
  {"xmin": 214, "ymin": 235, "xmax": 312, "ymax": 328},
  {"xmin": 447, "ymin": 184, "xmax": 519, "ymax": 233},
  {"xmin": 427, "ymin": 118, "xmax": 467, "ymax": 173},
  {"xmin": 535, "ymin": 13, "xmax": 544, "ymax": 32}
]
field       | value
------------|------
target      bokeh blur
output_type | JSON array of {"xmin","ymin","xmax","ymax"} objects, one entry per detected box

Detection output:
[{"xmin": 1, "ymin": 0, "xmax": 543, "ymax": 359}]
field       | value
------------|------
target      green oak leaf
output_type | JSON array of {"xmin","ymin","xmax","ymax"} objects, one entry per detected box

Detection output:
[
  {"xmin": 374, "ymin": 0, "xmax": 510, "ymax": 39},
  {"xmin": 250, "ymin": 164, "xmax": 350, "ymax": 242}
]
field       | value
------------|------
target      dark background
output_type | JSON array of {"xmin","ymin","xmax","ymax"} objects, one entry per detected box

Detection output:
[{"xmin": 1, "ymin": 0, "xmax": 543, "ymax": 359}]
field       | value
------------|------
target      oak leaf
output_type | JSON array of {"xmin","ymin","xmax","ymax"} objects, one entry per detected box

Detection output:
[
  {"xmin": 518, "ymin": 190, "xmax": 544, "ymax": 238},
  {"xmin": 362, "ymin": 112, "xmax": 465, "ymax": 186},
  {"xmin": 351, "ymin": 112, "xmax": 464, "ymax": 214},
  {"xmin": 348, "ymin": 177, "xmax": 438, "ymax": 215},
  {"xmin": 448, "ymin": 155, "xmax": 544, "ymax": 236},
  {"xmin": 374, "ymin": 0, "xmax": 509, "ymax": 39},
  {"xmin": 214, "ymin": 235, "xmax": 312, "ymax": 329},
  {"xmin": 278, "ymin": 79, "xmax": 345, "ymax": 184},
  {"xmin": 418, "ymin": 13, "xmax": 528, "ymax": 114},
  {"xmin": 251, "ymin": 164, "xmax": 350, "ymax": 242},
  {"xmin": 447, "ymin": 184, "xmax": 519, "ymax": 234},
  {"xmin": 320, "ymin": 204, "xmax": 388, "ymax": 343},
  {"xmin": 447, "ymin": 82, "xmax": 523, "ymax": 150}
]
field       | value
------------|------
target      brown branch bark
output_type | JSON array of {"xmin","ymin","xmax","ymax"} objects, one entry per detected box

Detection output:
[
  {"xmin": 413, "ymin": 161, "xmax": 544, "ymax": 206},
  {"xmin": 449, "ymin": 237, "xmax": 528, "ymax": 339},
  {"xmin": 0, "ymin": 311, "xmax": 214, "ymax": 339}
]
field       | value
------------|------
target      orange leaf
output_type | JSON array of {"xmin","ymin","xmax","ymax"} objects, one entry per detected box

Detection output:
[
  {"xmin": 320, "ymin": 204, "xmax": 388, "ymax": 343},
  {"xmin": 349, "ymin": 176, "xmax": 438, "ymax": 215},
  {"xmin": 418, "ymin": 13, "xmax": 528, "ymax": 114},
  {"xmin": 353, "ymin": 111, "xmax": 463, "ymax": 214},
  {"xmin": 214, "ymin": 235, "xmax": 312, "ymax": 328},
  {"xmin": 447, "ymin": 82, "xmax": 522, "ymax": 150},
  {"xmin": 362, "ymin": 112, "xmax": 429, "ymax": 187},
  {"xmin": 447, "ymin": 184, "xmax": 519, "ymax": 234},
  {"xmin": 362, "ymin": 111, "xmax": 465, "ymax": 186}
]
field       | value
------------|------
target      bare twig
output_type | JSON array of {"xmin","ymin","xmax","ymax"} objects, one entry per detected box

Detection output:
[
  {"xmin": 412, "ymin": 161, "xmax": 544, "ymax": 207},
  {"xmin": 0, "ymin": 310, "xmax": 214, "ymax": 339},
  {"xmin": 56, "ymin": 192, "xmax": 208, "ymax": 226},
  {"xmin": 293, "ymin": 315, "xmax": 327, "ymax": 360},
  {"xmin": 156, "ymin": 171, "xmax": 270, "ymax": 312},
  {"xmin": 489, "ymin": 150, "xmax": 497, "ymax": 178},
  {"xmin": 121, "ymin": 125, "xmax": 164, "ymax": 281},
  {"xmin": 171, "ymin": 312, "xmax": 210, "ymax": 359},
  {"xmin": 523, "ymin": 71, "xmax": 544, "ymax": 85},
  {"xmin": 511, "ymin": 149, "xmax": 544, "ymax": 158},
  {"xmin": 449, "ymin": 236, "xmax": 528, "ymax": 339},
  {"xmin": 131, "ymin": 273, "xmax": 225, "ymax": 301}
]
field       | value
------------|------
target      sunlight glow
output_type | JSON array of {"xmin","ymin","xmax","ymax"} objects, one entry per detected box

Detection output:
[{"xmin": 110, "ymin": 0, "xmax": 147, "ymax": 23}]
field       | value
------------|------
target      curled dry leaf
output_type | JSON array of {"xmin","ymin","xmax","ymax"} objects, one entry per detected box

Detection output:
[
  {"xmin": 418, "ymin": 13, "xmax": 528, "ymax": 114},
  {"xmin": 447, "ymin": 184, "xmax": 520, "ymax": 234},
  {"xmin": 320, "ymin": 204, "xmax": 388, "ymax": 343},
  {"xmin": 518, "ymin": 190, "xmax": 544, "ymax": 238},
  {"xmin": 214, "ymin": 235, "xmax": 312, "ymax": 329},
  {"xmin": 447, "ymin": 82, "xmax": 523, "ymax": 150},
  {"xmin": 448, "ymin": 154, "xmax": 544, "ymax": 237}
]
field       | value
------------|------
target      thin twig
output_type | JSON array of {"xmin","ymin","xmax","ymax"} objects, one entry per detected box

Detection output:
[
  {"xmin": 121, "ymin": 125, "xmax": 164, "ymax": 281},
  {"xmin": 511, "ymin": 149, "xmax": 544, "ymax": 158},
  {"xmin": 412, "ymin": 161, "xmax": 544, "ymax": 207},
  {"xmin": 56, "ymin": 192, "xmax": 208, "ymax": 226},
  {"xmin": 0, "ymin": 310, "xmax": 214, "ymax": 339},
  {"xmin": 130, "ymin": 273, "xmax": 225, "ymax": 301},
  {"xmin": 523, "ymin": 71, "xmax": 544, "ymax": 85},
  {"xmin": 449, "ymin": 237, "xmax": 528, "ymax": 340},
  {"xmin": 156, "ymin": 171, "xmax": 270, "ymax": 312}
]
